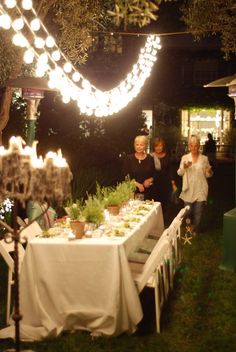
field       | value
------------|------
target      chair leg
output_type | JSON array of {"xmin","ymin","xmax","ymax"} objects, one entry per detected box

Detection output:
[
  {"xmin": 154, "ymin": 274, "xmax": 161, "ymax": 333},
  {"xmin": 6, "ymin": 270, "xmax": 13, "ymax": 325}
]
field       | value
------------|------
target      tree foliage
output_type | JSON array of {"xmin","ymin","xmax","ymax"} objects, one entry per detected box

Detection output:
[
  {"xmin": 108, "ymin": 0, "xmax": 175, "ymax": 29},
  {"xmin": 51, "ymin": 0, "xmax": 109, "ymax": 65},
  {"xmin": 181, "ymin": 0, "xmax": 236, "ymax": 59}
]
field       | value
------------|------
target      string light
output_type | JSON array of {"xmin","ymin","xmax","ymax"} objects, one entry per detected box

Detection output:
[{"xmin": 0, "ymin": 2, "xmax": 161, "ymax": 116}]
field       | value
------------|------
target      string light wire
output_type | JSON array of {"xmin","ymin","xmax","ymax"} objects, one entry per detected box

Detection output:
[{"xmin": 0, "ymin": 0, "xmax": 162, "ymax": 116}]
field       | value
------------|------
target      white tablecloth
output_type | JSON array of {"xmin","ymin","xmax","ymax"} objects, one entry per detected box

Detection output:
[{"xmin": 0, "ymin": 202, "xmax": 164, "ymax": 341}]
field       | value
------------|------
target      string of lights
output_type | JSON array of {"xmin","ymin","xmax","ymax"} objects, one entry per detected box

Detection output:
[{"xmin": 0, "ymin": 0, "xmax": 162, "ymax": 116}]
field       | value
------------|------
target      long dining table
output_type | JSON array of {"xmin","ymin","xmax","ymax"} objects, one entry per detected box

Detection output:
[{"xmin": 0, "ymin": 201, "xmax": 164, "ymax": 341}]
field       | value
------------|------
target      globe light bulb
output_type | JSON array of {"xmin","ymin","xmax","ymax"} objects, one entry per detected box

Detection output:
[
  {"xmin": 4, "ymin": 0, "xmax": 17, "ymax": 8},
  {"xmin": 0, "ymin": 14, "xmax": 11, "ymax": 30},
  {"xmin": 63, "ymin": 62, "xmax": 72, "ymax": 73},
  {"xmin": 12, "ymin": 33, "xmax": 28, "ymax": 47},
  {"xmin": 45, "ymin": 36, "xmax": 55, "ymax": 48},
  {"xmin": 30, "ymin": 18, "xmax": 41, "ymax": 31},
  {"xmin": 35, "ymin": 66, "xmax": 46, "ymax": 78},
  {"xmin": 12, "ymin": 18, "xmax": 24, "ymax": 31},
  {"xmin": 34, "ymin": 37, "xmax": 45, "ymax": 49},
  {"xmin": 51, "ymin": 50, "xmax": 61, "ymax": 61},
  {"xmin": 62, "ymin": 95, "xmax": 70, "ymax": 104},
  {"xmin": 38, "ymin": 53, "xmax": 48, "ymax": 64},
  {"xmin": 72, "ymin": 72, "xmax": 81, "ymax": 82},
  {"xmin": 21, "ymin": 0, "xmax": 33, "ymax": 10},
  {"xmin": 23, "ymin": 49, "xmax": 34, "ymax": 64}
]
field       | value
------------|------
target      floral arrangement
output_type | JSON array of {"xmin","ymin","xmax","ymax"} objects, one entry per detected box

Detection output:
[
  {"xmin": 65, "ymin": 200, "xmax": 85, "ymax": 221},
  {"xmin": 0, "ymin": 198, "xmax": 14, "ymax": 236}
]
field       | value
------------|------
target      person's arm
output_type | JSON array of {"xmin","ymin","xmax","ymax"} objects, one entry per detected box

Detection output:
[
  {"xmin": 135, "ymin": 181, "xmax": 145, "ymax": 193},
  {"xmin": 143, "ymin": 155, "xmax": 155, "ymax": 188},
  {"xmin": 177, "ymin": 156, "xmax": 189, "ymax": 176},
  {"xmin": 204, "ymin": 158, "xmax": 213, "ymax": 178},
  {"xmin": 143, "ymin": 177, "xmax": 153, "ymax": 188}
]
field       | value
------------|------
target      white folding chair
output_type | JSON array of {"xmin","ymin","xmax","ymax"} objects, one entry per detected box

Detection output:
[
  {"xmin": 0, "ymin": 238, "xmax": 25, "ymax": 325},
  {"xmin": 166, "ymin": 205, "xmax": 190, "ymax": 289},
  {"xmin": 129, "ymin": 238, "xmax": 170, "ymax": 333},
  {"xmin": 19, "ymin": 220, "xmax": 42, "ymax": 243}
]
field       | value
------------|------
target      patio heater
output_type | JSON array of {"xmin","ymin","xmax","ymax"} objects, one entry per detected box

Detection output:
[
  {"xmin": 6, "ymin": 77, "xmax": 59, "ymax": 220},
  {"xmin": 205, "ymin": 75, "xmax": 236, "ymax": 271},
  {"xmin": 0, "ymin": 136, "xmax": 72, "ymax": 352},
  {"xmin": 6, "ymin": 77, "xmax": 58, "ymax": 146}
]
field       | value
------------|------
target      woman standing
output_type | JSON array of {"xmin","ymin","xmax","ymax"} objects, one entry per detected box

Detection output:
[
  {"xmin": 152, "ymin": 137, "xmax": 176, "ymax": 209},
  {"xmin": 122, "ymin": 135, "xmax": 155, "ymax": 200},
  {"xmin": 177, "ymin": 135, "xmax": 213, "ymax": 234}
]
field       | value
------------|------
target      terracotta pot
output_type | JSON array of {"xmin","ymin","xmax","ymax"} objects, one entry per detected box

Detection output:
[
  {"xmin": 107, "ymin": 205, "xmax": 120, "ymax": 216},
  {"xmin": 70, "ymin": 220, "xmax": 85, "ymax": 239}
]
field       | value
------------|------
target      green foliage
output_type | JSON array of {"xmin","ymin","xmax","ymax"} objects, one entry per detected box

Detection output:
[
  {"xmin": 0, "ymin": 32, "xmax": 20, "ymax": 85},
  {"xmin": 65, "ymin": 199, "xmax": 85, "ymax": 220},
  {"xmin": 223, "ymin": 127, "xmax": 236, "ymax": 148},
  {"xmin": 96, "ymin": 177, "xmax": 136, "ymax": 207},
  {"xmin": 115, "ymin": 177, "xmax": 136, "ymax": 202},
  {"xmin": 152, "ymin": 103, "xmax": 181, "ymax": 152},
  {"xmin": 107, "ymin": 0, "xmax": 174, "ymax": 29},
  {"xmin": 181, "ymin": 0, "xmax": 236, "ymax": 59},
  {"xmin": 52, "ymin": 0, "xmax": 108, "ymax": 65},
  {"xmin": 82, "ymin": 195, "xmax": 104, "ymax": 224}
]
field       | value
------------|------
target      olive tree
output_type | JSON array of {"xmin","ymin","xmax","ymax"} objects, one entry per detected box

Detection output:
[{"xmin": 181, "ymin": 0, "xmax": 236, "ymax": 59}]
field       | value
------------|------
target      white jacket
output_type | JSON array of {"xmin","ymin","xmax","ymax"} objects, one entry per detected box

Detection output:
[{"xmin": 177, "ymin": 153, "xmax": 212, "ymax": 202}]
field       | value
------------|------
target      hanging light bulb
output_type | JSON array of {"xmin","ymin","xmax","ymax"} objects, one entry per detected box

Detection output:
[
  {"xmin": 37, "ymin": 53, "xmax": 48, "ymax": 65},
  {"xmin": 45, "ymin": 36, "xmax": 55, "ymax": 48},
  {"xmin": 30, "ymin": 18, "xmax": 41, "ymax": 31},
  {"xmin": 12, "ymin": 17, "xmax": 24, "ymax": 31},
  {"xmin": 2, "ymin": 0, "xmax": 162, "ymax": 118},
  {"xmin": 0, "ymin": 14, "xmax": 11, "ymax": 30},
  {"xmin": 63, "ymin": 62, "xmax": 72, "ymax": 73},
  {"xmin": 72, "ymin": 71, "xmax": 81, "ymax": 82},
  {"xmin": 21, "ymin": 0, "xmax": 33, "ymax": 10},
  {"xmin": 12, "ymin": 33, "xmax": 28, "ymax": 47},
  {"xmin": 62, "ymin": 95, "xmax": 71, "ymax": 104},
  {"xmin": 23, "ymin": 48, "xmax": 34, "ymax": 64},
  {"xmin": 82, "ymin": 79, "xmax": 91, "ymax": 91},
  {"xmin": 35, "ymin": 65, "xmax": 47, "ymax": 77},
  {"xmin": 4, "ymin": 0, "xmax": 17, "ymax": 8},
  {"xmin": 51, "ymin": 50, "xmax": 61, "ymax": 61},
  {"xmin": 34, "ymin": 37, "xmax": 45, "ymax": 49}
]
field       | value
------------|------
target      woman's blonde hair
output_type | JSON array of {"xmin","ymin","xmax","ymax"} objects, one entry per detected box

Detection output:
[
  {"xmin": 134, "ymin": 135, "xmax": 149, "ymax": 150},
  {"xmin": 188, "ymin": 134, "xmax": 200, "ymax": 146}
]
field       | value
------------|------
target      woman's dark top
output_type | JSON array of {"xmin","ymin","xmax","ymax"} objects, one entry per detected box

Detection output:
[
  {"xmin": 152, "ymin": 154, "xmax": 173, "ymax": 206},
  {"xmin": 122, "ymin": 153, "xmax": 155, "ymax": 200}
]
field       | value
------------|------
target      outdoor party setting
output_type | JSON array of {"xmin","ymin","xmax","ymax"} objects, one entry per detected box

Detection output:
[{"xmin": 0, "ymin": 1, "xmax": 236, "ymax": 352}]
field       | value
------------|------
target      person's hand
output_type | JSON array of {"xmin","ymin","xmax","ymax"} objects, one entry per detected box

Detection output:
[
  {"xmin": 184, "ymin": 161, "xmax": 192, "ymax": 169},
  {"xmin": 171, "ymin": 180, "xmax": 177, "ymax": 192},
  {"xmin": 205, "ymin": 165, "xmax": 213, "ymax": 176},
  {"xmin": 136, "ymin": 182, "xmax": 145, "ymax": 193},
  {"xmin": 143, "ymin": 178, "xmax": 153, "ymax": 188}
]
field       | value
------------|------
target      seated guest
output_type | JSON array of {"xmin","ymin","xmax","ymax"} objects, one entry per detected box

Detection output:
[{"xmin": 27, "ymin": 201, "xmax": 56, "ymax": 230}]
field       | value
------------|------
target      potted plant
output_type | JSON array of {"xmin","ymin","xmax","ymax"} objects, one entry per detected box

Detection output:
[
  {"xmin": 65, "ymin": 200, "xmax": 85, "ymax": 239},
  {"xmin": 82, "ymin": 195, "xmax": 104, "ymax": 226},
  {"xmin": 116, "ymin": 178, "xmax": 136, "ymax": 204},
  {"xmin": 104, "ymin": 188, "xmax": 123, "ymax": 215}
]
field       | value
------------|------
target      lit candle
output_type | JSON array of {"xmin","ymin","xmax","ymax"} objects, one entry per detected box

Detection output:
[{"xmin": 9, "ymin": 136, "xmax": 24, "ymax": 153}]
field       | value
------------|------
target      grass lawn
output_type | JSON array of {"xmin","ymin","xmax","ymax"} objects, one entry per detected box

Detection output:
[{"xmin": 0, "ymin": 161, "xmax": 236, "ymax": 352}]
